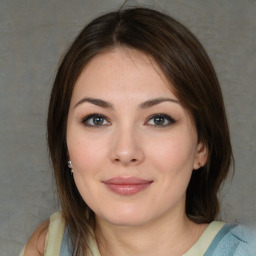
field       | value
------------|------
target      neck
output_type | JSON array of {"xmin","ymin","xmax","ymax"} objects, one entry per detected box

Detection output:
[{"xmin": 94, "ymin": 212, "xmax": 207, "ymax": 256}]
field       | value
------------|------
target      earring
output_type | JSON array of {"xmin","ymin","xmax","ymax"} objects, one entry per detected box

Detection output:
[
  {"xmin": 67, "ymin": 160, "xmax": 72, "ymax": 168},
  {"xmin": 67, "ymin": 160, "xmax": 73, "ymax": 174}
]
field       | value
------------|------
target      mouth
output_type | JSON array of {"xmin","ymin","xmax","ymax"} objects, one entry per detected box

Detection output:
[{"xmin": 102, "ymin": 177, "xmax": 153, "ymax": 196}]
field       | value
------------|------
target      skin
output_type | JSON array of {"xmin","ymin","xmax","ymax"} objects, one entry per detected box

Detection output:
[
  {"xmin": 23, "ymin": 220, "xmax": 49, "ymax": 256},
  {"xmin": 65, "ymin": 47, "xmax": 208, "ymax": 256}
]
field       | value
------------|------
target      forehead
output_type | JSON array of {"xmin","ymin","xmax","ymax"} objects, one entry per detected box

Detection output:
[{"xmin": 71, "ymin": 47, "xmax": 177, "ymax": 102}]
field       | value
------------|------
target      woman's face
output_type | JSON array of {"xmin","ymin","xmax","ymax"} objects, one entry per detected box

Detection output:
[{"xmin": 66, "ymin": 48, "xmax": 207, "ymax": 227}]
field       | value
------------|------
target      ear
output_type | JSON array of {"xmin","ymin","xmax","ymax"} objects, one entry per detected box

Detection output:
[{"xmin": 193, "ymin": 142, "xmax": 208, "ymax": 170}]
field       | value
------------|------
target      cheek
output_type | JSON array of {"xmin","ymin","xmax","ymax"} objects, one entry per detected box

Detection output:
[
  {"xmin": 67, "ymin": 128, "xmax": 109, "ymax": 173},
  {"xmin": 148, "ymin": 133, "xmax": 197, "ymax": 171},
  {"xmin": 149, "ymin": 135, "xmax": 196, "ymax": 204},
  {"xmin": 67, "ymin": 132, "xmax": 108, "ymax": 208}
]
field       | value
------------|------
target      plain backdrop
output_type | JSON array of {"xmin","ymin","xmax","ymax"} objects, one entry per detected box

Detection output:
[{"xmin": 0, "ymin": 0, "xmax": 255, "ymax": 255}]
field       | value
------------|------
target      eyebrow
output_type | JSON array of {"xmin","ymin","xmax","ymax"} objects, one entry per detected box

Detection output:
[
  {"xmin": 74, "ymin": 97, "xmax": 114, "ymax": 109},
  {"xmin": 73, "ymin": 97, "xmax": 179, "ymax": 109},
  {"xmin": 139, "ymin": 97, "xmax": 179, "ymax": 109}
]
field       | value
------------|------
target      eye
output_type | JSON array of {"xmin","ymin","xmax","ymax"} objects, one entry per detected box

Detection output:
[
  {"xmin": 82, "ymin": 114, "xmax": 110, "ymax": 127},
  {"xmin": 146, "ymin": 114, "xmax": 176, "ymax": 127}
]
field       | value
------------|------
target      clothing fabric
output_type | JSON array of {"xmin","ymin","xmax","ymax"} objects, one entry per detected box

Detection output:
[
  {"xmin": 204, "ymin": 223, "xmax": 256, "ymax": 255},
  {"xmin": 19, "ymin": 212, "xmax": 256, "ymax": 256}
]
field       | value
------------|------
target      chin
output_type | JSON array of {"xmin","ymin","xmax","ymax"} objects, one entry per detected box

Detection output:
[
  {"xmin": 100, "ymin": 208, "xmax": 157, "ymax": 227},
  {"xmin": 105, "ymin": 216, "xmax": 149, "ymax": 227}
]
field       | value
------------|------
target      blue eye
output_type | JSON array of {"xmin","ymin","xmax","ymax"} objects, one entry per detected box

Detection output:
[
  {"xmin": 82, "ymin": 114, "xmax": 110, "ymax": 127},
  {"xmin": 147, "ymin": 114, "xmax": 176, "ymax": 127}
]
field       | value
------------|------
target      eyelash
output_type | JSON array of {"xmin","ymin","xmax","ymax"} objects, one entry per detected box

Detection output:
[
  {"xmin": 81, "ymin": 114, "xmax": 110, "ymax": 127},
  {"xmin": 81, "ymin": 113, "xmax": 176, "ymax": 128},
  {"xmin": 146, "ymin": 113, "xmax": 176, "ymax": 127}
]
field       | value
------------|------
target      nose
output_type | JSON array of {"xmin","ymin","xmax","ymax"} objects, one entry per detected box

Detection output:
[{"xmin": 110, "ymin": 126, "xmax": 144, "ymax": 166}]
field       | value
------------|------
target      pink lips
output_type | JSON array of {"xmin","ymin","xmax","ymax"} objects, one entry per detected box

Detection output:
[{"xmin": 103, "ymin": 177, "xmax": 153, "ymax": 196}]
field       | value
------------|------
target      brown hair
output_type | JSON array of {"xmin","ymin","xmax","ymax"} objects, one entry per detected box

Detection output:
[{"xmin": 47, "ymin": 7, "xmax": 233, "ymax": 254}]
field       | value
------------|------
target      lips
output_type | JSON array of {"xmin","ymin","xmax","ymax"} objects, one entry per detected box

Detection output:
[{"xmin": 102, "ymin": 177, "xmax": 153, "ymax": 196}]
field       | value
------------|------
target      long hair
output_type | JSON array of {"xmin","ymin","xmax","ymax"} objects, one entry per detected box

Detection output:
[{"xmin": 47, "ymin": 7, "xmax": 233, "ymax": 254}]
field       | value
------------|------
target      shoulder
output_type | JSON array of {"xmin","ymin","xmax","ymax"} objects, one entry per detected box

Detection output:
[
  {"xmin": 23, "ymin": 212, "xmax": 65, "ymax": 256},
  {"xmin": 206, "ymin": 223, "xmax": 256, "ymax": 255},
  {"xmin": 229, "ymin": 224, "xmax": 256, "ymax": 251},
  {"xmin": 226, "ymin": 224, "xmax": 256, "ymax": 245},
  {"xmin": 23, "ymin": 220, "xmax": 49, "ymax": 256}
]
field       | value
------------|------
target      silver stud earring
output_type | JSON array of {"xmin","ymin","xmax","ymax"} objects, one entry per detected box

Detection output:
[
  {"xmin": 67, "ymin": 160, "xmax": 73, "ymax": 174},
  {"xmin": 67, "ymin": 160, "xmax": 72, "ymax": 168}
]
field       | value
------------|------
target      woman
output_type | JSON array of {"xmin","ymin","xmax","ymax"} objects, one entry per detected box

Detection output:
[{"xmin": 20, "ymin": 7, "xmax": 255, "ymax": 256}]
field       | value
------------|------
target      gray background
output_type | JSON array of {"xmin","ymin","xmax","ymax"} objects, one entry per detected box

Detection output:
[{"xmin": 0, "ymin": 0, "xmax": 255, "ymax": 255}]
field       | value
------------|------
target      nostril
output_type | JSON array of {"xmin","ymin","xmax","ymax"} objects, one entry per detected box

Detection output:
[{"xmin": 114, "ymin": 158, "xmax": 137, "ymax": 163}]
